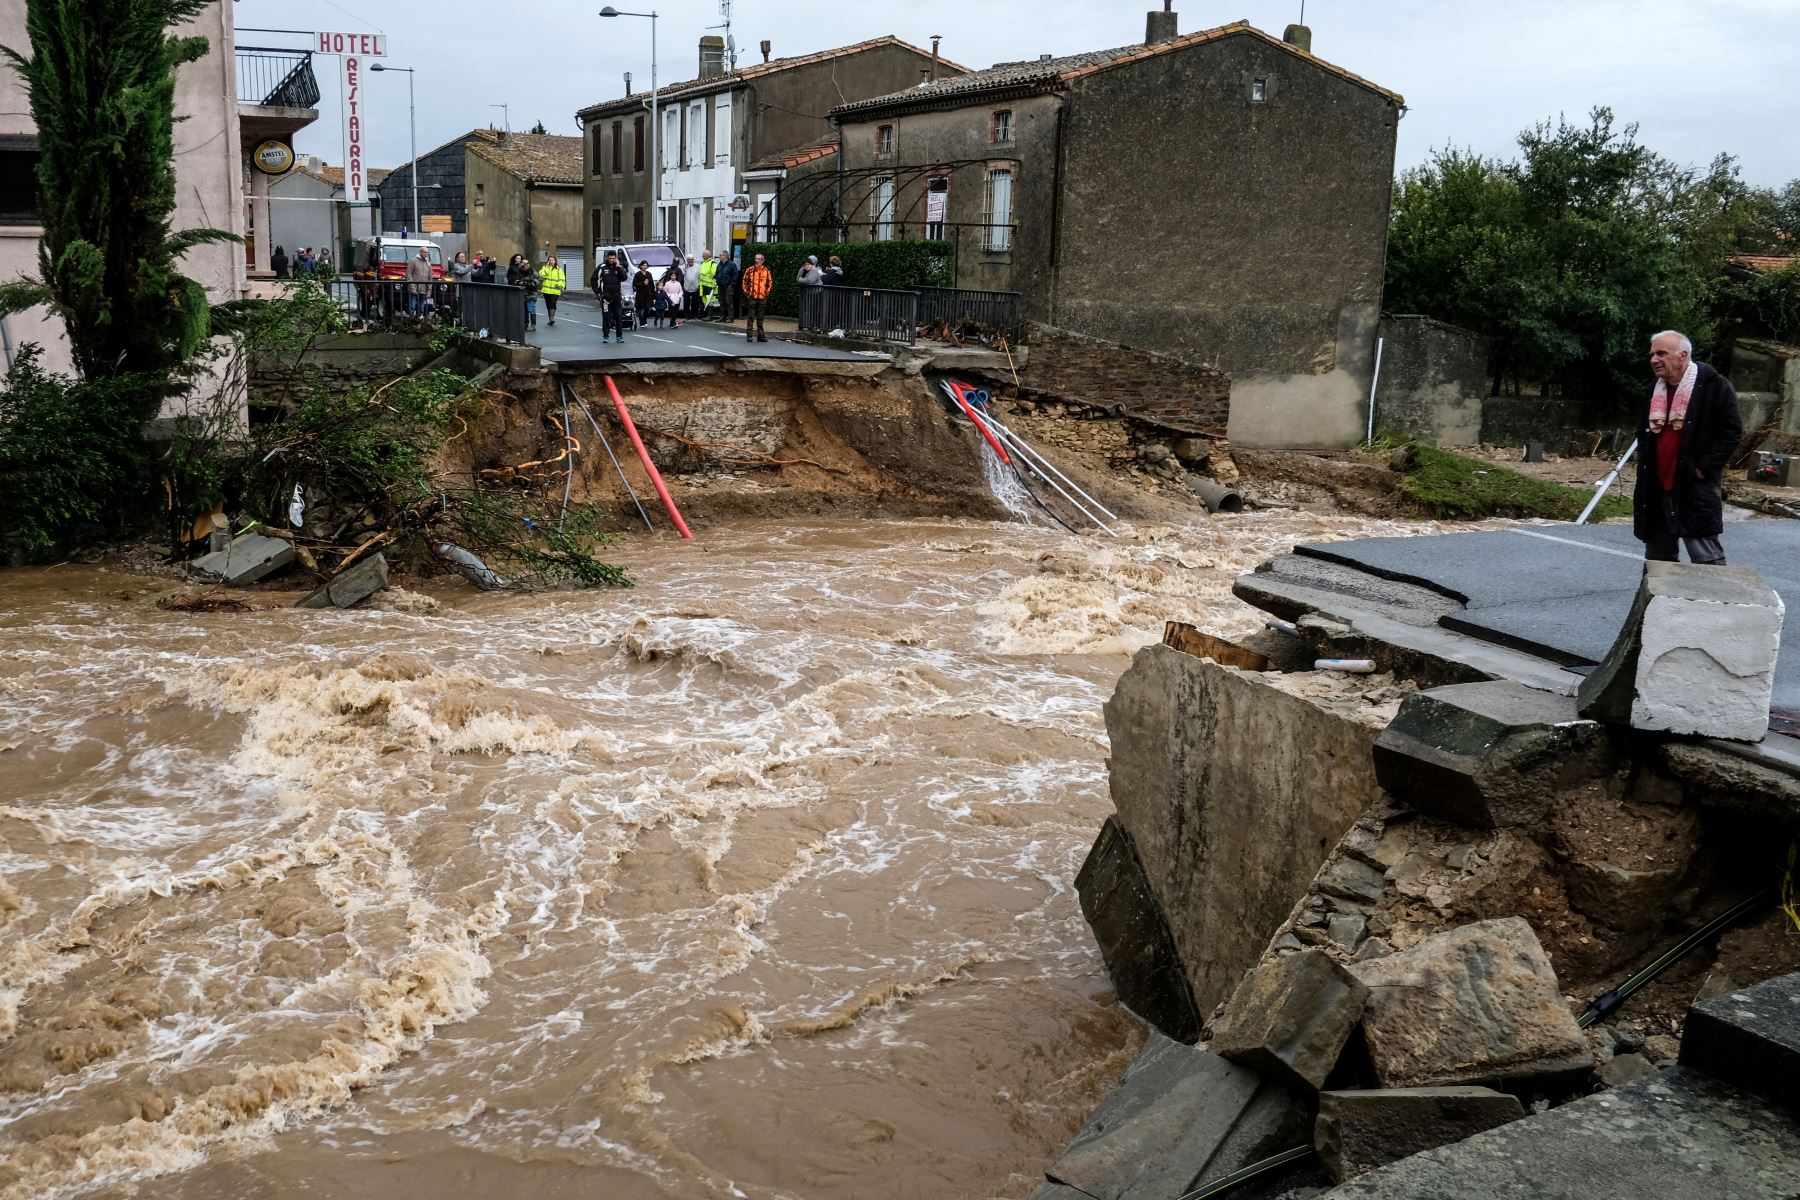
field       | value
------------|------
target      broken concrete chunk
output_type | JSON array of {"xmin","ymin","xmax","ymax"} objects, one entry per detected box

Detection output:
[
  {"xmin": 188, "ymin": 533, "xmax": 294, "ymax": 586},
  {"xmin": 1373, "ymin": 681, "xmax": 1614, "ymax": 829},
  {"xmin": 296, "ymin": 552, "xmax": 389, "ymax": 610},
  {"xmin": 1044, "ymin": 1031, "xmax": 1307, "ymax": 1200},
  {"xmin": 1314, "ymin": 1086, "xmax": 1524, "ymax": 1182},
  {"xmin": 1678, "ymin": 969, "xmax": 1800, "ymax": 1110},
  {"xmin": 1577, "ymin": 562, "xmax": 1784, "ymax": 743},
  {"xmin": 1562, "ymin": 858, "xmax": 1688, "ymax": 931},
  {"xmin": 1211, "ymin": 949, "xmax": 1370, "ymax": 1092},
  {"xmin": 1350, "ymin": 917, "xmax": 1593, "ymax": 1089},
  {"xmin": 1075, "ymin": 816, "xmax": 1202, "ymax": 1043},
  {"xmin": 1318, "ymin": 856, "xmax": 1388, "ymax": 906}
]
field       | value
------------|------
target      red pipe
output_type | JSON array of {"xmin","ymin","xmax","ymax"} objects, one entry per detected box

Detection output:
[
  {"xmin": 948, "ymin": 383, "xmax": 1011, "ymax": 465},
  {"xmin": 604, "ymin": 375, "xmax": 694, "ymax": 540}
]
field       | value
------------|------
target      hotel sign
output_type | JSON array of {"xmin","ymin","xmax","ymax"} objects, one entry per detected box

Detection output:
[{"xmin": 317, "ymin": 31, "xmax": 387, "ymax": 206}]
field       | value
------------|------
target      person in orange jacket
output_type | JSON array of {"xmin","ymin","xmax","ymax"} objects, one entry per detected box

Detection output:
[{"xmin": 740, "ymin": 252, "xmax": 773, "ymax": 343}]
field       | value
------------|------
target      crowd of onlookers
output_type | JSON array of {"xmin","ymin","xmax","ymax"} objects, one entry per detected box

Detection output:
[{"xmin": 269, "ymin": 245, "xmax": 333, "ymax": 278}]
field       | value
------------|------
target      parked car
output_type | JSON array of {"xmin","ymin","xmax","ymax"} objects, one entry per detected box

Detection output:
[{"xmin": 353, "ymin": 235, "xmax": 445, "ymax": 281}]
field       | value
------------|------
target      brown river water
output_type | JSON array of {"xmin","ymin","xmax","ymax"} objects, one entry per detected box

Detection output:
[{"xmin": 0, "ymin": 511, "xmax": 1435, "ymax": 1200}]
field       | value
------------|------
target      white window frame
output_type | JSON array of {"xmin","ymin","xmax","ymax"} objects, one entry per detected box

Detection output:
[
  {"xmin": 663, "ymin": 108, "xmax": 679, "ymax": 171},
  {"xmin": 871, "ymin": 175, "xmax": 895, "ymax": 242},
  {"xmin": 713, "ymin": 95, "xmax": 732, "ymax": 167},
  {"xmin": 877, "ymin": 124, "xmax": 894, "ymax": 156},
  {"xmin": 992, "ymin": 109, "xmax": 1014, "ymax": 144},
  {"xmin": 982, "ymin": 167, "xmax": 1013, "ymax": 252},
  {"xmin": 686, "ymin": 102, "xmax": 705, "ymax": 170}
]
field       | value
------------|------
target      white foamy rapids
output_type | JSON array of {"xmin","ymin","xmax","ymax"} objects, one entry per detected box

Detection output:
[
  {"xmin": 0, "ymin": 513, "xmax": 1432, "ymax": 1199},
  {"xmin": 981, "ymin": 442, "xmax": 1039, "ymax": 525}
]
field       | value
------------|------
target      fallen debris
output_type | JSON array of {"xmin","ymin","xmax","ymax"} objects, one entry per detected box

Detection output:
[
  {"xmin": 296, "ymin": 552, "xmax": 390, "ymax": 610},
  {"xmin": 187, "ymin": 533, "xmax": 294, "ymax": 586},
  {"xmin": 1578, "ymin": 562, "xmax": 1784, "ymax": 742},
  {"xmin": 1211, "ymin": 948, "xmax": 1370, "ymax": 1092},
  {"xmin": 1314, "ymin": 1086, "xmax": 1524, "ymax": 1182},
  {"xmin": 1350, "ymin": 917, "xmax": 1593, "ymax": 1089},
  {"xmin": 1076, "ymin": 816, "xmax": 1203, "ymax": 1043},
  {"xmin": 433, "ymin": 541, "xmax": 510, "ymax": 590},
  {"xmin": 1678, "ymin": 969, "xmax": 1800, "ymax": 1109}
]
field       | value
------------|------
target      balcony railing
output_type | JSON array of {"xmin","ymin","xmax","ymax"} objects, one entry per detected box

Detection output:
[{"xmin": 237, "ymin": 48, "xmax": 320, "ymax": 110}]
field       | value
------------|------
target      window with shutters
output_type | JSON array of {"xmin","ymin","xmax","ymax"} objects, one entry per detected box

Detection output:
[
  {"xmin": 982, "ymin": 168, "xmax": 1013, "ymax": 252},
  {"xmin": 633, "ymin": 116, "xmax": 645, "ymax": 171},
  {"xmin": 612, "ymin": 207, "xmax": 623, "ymax": 240},
  {"xmin": 633, "ymin": 206, "xmax": 644, "ymax": 240},
  {"xmin": 871, "ymin": 176, "xmax": 895, "ymax": 241},
  {"xmin": 611, "ymin": 122, "xmax": 623, "ymax": 174},
  {"xmin": 876, "ymin": 125, "xmax": 894, "ymax": 156},
  {"xmin": 991, "ymin": 109, "xmax": 1013, "ymax": 145}
]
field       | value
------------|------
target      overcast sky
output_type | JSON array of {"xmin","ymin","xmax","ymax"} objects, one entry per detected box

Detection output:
[{"xmin": 235, "ymin": 0, "xmax": 1800, "ymax": 187}]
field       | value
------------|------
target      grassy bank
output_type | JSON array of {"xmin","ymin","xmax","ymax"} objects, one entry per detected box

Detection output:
[{"xmin": 1397, "ymin": 445, "xmax": 1632, "ymax": 522}]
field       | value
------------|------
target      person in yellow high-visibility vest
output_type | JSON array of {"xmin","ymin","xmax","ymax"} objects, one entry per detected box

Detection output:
[
  {"xmin": 537, "ymin": 254, "xmax": 567, "ymax": 327},
  {"xmin": 697, "ymin": 253, "xmax": 720, "ymax": 319}
]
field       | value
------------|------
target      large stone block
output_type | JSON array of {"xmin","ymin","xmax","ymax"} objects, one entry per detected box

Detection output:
[
  {"xmin": 1211, "ymin": 949, "xmax": 1370, "ymax": 1092},
  {"xmin": 1372, "ymin": 682, "xmax": 1613, "ymax": 829},
  {"xmin": 1104, "ymin": 646, "xmax": 1381, "ymax": 1017},
  {"xmin": 296, "ymin": 552, "xmax": 389, "ymax": 609},
  {"xmin": 1350, "ymin": 917, "xmax": 1592, "ymax": 1088},
  {"xmin": 1075, "ymin": 816, "xmax": 1202, "ymax": 1043},
  {"xmin": 1578, "ymin": 563, "xmax": 1784, "ymax": 742},
  {"xmin": 189, "ymin": 533, "xmax": 294, "ymax": 586},
  {"xmin": 1043, "ymin": 1031, "xmax": 1307, "ymax": 1200},
  {"xmin": 1318, "ymin": 1069, "xmax": 1800, "ymax": 1198},
  {"xmin": 1315, "ymin": 1086, "xmax": 1524, "ymax": 1182},
  {"xmin": 1679, "ymin": 970, "xmax": 1800, "ymax": 1110}
]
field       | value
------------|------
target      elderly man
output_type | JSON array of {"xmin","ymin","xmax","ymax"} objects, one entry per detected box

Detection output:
[{"xmin": 1633, "ymin": 330, "xmax": 1743, "ymax": 565}]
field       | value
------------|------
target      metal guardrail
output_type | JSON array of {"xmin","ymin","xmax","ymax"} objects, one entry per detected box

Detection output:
[
  {"xmin": 797, "ymin": 286, "xmax": 918, "ymax": 346},
  {"xmin": 914, "ymin": 286, "xmax": 1023, "ymax": 337},
  {"xmin": 237, "ymin": 48, "xmax": 320, "ymax": 110},
  {"xmin": 320, "ymin": 278, "xmax": 529, "ymax": 344}
]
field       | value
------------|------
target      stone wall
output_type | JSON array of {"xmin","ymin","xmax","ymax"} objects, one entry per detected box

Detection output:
[
  {"xmin": 1374, "ymin": 316, "xmax": 1489, "ymax": 446},
  {"xmin": 250, "ymin": 332, "xmax": 436, "ymax": 409},
  {"xmin": 1103, "ymin": 646, "xmax": 1384, "ymax": 1017},
  {"xmin": 1479, "ymin": 395, "xmax": 1584, "ymax": 454}
]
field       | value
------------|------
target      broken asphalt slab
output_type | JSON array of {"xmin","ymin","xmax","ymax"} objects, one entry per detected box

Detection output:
[
  {"xmin": 1319, "ymin": 1068, "xmax": 1800, "ymax": 1199},
  {"xmin": 188, "ymin": 533, "xmax": 294, "ymax": 586},
  {"xmin": 1679, "ymin": 969, "xmax": 1800, "ymax": 1110}
]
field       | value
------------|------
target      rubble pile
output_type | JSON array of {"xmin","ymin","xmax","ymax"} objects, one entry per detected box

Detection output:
[{"xmin": 1041, "ymin": 559, "xmax": 1800, "ymax": 1199}]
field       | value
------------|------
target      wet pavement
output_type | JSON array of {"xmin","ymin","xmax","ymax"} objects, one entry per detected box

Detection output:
[{"xmin": 528, "ymin": 295, "xmax": 873, "ymax": 366}]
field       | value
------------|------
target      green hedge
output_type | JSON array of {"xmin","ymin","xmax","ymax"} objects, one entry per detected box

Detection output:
[{"xmin": 743, "ymin": 240, "xmax": 954, "ymax": 317}]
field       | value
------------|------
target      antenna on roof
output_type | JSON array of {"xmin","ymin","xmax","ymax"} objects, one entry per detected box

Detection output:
[{"xmin": 709, "ymin": 0, "xmax": 737, "ymax": 68}]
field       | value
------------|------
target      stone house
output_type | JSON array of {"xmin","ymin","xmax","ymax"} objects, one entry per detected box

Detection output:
[
  {"xmin": 268, "ymin": 159, "xmax": 390, "ymax": 267},
  {"xmin": 575, "ymin": 34, "xmax": 962, "ymax": 260},
  {"xmin": 377, "ymin": 129, "xmax": 585, "ymax": 278},
  {"xmin": 829, "ymin": 10, "xmax": 1404, "ymax": 449}
]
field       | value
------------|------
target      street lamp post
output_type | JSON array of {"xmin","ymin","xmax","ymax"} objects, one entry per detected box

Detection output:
[
  {"xmin": 371, "ymin": 63, "xmax": 418, "ymax": 234},
  {"xmin": 600, "ymin": 7, "xmax": 658, "ymax": 241}
]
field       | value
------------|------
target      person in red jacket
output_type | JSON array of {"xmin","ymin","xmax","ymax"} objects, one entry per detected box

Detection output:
[
  {"xmin": 740, "ymin": 253, "xmax": 773, "ymax": 343},
  {"xmin": 1634, "ymin": 330, "xmax": 1744, "ymax": 565}
]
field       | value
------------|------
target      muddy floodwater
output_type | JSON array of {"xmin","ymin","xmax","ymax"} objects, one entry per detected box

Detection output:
[{"xmin": 0, "ymin": 513, "xmax": 1433, "ymax": 1200}]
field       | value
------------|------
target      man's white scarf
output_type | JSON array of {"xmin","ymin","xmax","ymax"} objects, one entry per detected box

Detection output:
[{"xmin": 1650, "ymin": 361, "xmax": 1698, "ymax": 432}]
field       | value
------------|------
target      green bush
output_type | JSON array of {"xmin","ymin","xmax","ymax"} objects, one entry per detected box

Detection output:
[{"xmin": 743, "ymin": 240, "xmax": 953, "ymax": 316}]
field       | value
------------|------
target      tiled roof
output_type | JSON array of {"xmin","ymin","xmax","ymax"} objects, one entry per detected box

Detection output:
[
  {"xmin": 832, "ymin": 20, "xmax": 1402, "ymax": 117},
  {"xmin": 747, "ymin": 137, "xmax": 839, "ymax": 173},
  {"xmin": 464, "ymin": 129, "xmax": 585, "ymax": 185},
  {"xmin": 1731, "ymin": 254, "xmax": 1799, "ymax": 274},
  {"xmin": 577, "ymin": 35, "xmax": 966, "ymax": 117}
]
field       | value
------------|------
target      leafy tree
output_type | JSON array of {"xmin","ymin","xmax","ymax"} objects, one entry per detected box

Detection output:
[
  {"xmin": 529, "ymin": 120, "xmax": 549, "ymax": 135},
  {"xmin": 0, "ymin": 0, "xmax": 234, "ymax": 392},
  {"xmin": 1386, "ymin": 108, "xmax": 1768, "ymax": 413}
]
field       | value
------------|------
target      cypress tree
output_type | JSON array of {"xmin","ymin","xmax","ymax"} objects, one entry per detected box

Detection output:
[{"xmin": 0, "ymin": 0, "xmax": 234, "ymax": 394}]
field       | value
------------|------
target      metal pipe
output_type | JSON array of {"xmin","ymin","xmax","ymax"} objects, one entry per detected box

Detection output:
[
  {"xmin": 981, "ymin": 411, "xmax": 1120, "ymax": 521},
  {"xmin": 559, "ymin": 378, "xmax": 575, "ymax": 529},
  {"xmin": 1190, "ymin": 477, "xmax": 1244, "ymax": 514},
  {"xmin": 1578, "ymin": 438, "xmax": 1638, "ymax": 525},
  {"xmin": 1365, "ymin": 334, "xmax": 1385, "ymax": 445},
  {"xmin": 564, "ymin": 381, "xmax": 654, "ymax": 531},
  {"xmin": 969, "ymin": 405, "xmax": 1114, "ymax": 536}
]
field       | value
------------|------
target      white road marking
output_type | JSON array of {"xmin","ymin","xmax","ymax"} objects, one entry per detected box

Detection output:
[{"xmin": 1508, "ymin": 529, "xmax": 1644, "ymax": 561}]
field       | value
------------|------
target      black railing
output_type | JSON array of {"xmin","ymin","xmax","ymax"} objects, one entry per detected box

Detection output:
[
  {"xmin": 319, "ymin": 278, "xmax": 528, "ymax": 344},
  {"xmin": 237, "ymin": 48, "xmax": 320, "ymax": 110},
  {"xmin": 797, "ymin": 286, "xmax": 919, "ymax": 346},
  {"xmin": 914, "ymin": 286, "xmax": 1023, "ymax": 338}
]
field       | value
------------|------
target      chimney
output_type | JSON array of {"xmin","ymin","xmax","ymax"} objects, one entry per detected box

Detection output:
[
  {"xmin": 929, "ymin": 34, "xmax": 941, "ymax": 81},
  {"xmin": 918, "ymin": 68, "xmax": 930, "ymax": 86},
  {"xmin": 699, "ymin": 34, "xmax": 727, "ymax": 78},
  {"xmin": 760, "ymin": 39, "xmax": 771, "ymax": 64},
  {"xmin": 624, "ymin": 71, "xmax": 633, "ymax": 97},
  {"xmin": 1283, "ymin": 23, "xmax": 1313, "ymax": 52},
  {"xmin": 1146, "ymin": 0, "xmax": 1178, "ymax": 44}
]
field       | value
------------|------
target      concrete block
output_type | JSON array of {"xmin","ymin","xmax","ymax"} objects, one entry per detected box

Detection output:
[
  {"xmin": 1044, "ymin": 1031, "xmax": 1307, "ymax": 1200},
  {"xmin": 1562, "ymin": 858, "xmax": 1687, "ymax": 931},
  {"xmin": 1350, "ymin": 917, "xmax": 1593, "ymax": 1089},
  {"xmin": 1211, "ymin": 949, "xmax": 1370, "ymax": 1092},
  {"xmin": 1373, "ymin": 682, "xmax": 1614, "ymax": 829},
  {"xmin": 1075, "ymin": 816, "xmax": 1203, "ymax": 1043},
  {"xmin": 1317, "ymin": 1069, "xmax": 1800, "ymax": 1198},
  {"xmin": 1315, "ymin": 1086, "xmax": 1524, "ymax": 1182},
  {"xmin": 1103, "ymin": 646, "xmax": 1381, "ymax": 1018},
  {"xmin": 1679, "ymin": 970, "xmax": 1800, "ymax": 1110},
  {"xmin": 296, "ymin": 552, "xmax": 389, "ymax": 610},
  {"xmin": 189, "ymin": 533, "xmax": 294, "ymax": 586},
  {"xmin": 1578, "ymin": 562, "xmax": 1784, "ymax": 742}
]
